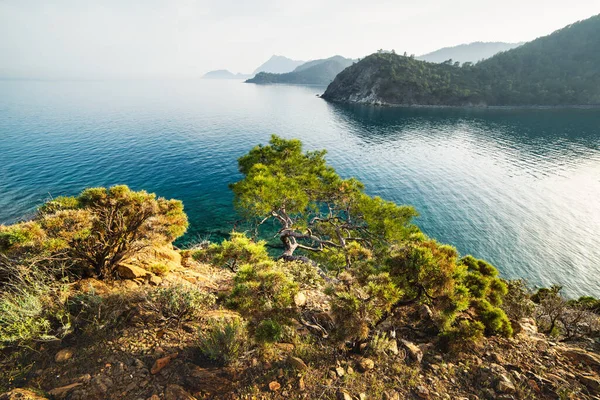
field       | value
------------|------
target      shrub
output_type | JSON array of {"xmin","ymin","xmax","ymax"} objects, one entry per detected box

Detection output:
[
  {"xmin": 439, "ymin": 320, "xmax": 485, "ymax": 353},
  {"xmin": 0, "ymin": 269, "xmax": 68, "ymax": 348},
  {"xmin": 254, "ymin": 318, "xmax": 283, "ymax": 343},
  {"xmin": 146, "ymin": 262, "xmax": 169, "ymax": 276},
  {"xmin": 148, "ymin": 285, "xmax": 215, "ymax": 323},
  {"xmin": 501, "ymin": 279, "xmax": 535, "ymax": 320},
  {"xmin": 198, "ymin": 317, "xmax": 247, "ymax": 366},
  {"xmin": 227, "ymin": 261, "xmax": 298, "ymax": 316},
  {"xmin": 328, "ymin": 272, "xmax": 401, "ymax": 341},
  {"xmin": 192, "ymin": 232, "xmax": 269, "ymax": 272},
  {"xmin": 473, "ymin": 299, "xmax": 513, "ymax": 337}
]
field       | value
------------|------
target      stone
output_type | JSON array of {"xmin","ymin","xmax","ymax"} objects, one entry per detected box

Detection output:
[
  {"xmin": 357, "ymin": 357, "xmax": 375, "ymax": 372},
  {"xmin": 269, "ymin": 381, "xmax": 281, "ymax": 391},
  {"xmin": 561, "ymin": 348, "xmax": 600, "ymax": 369},
  {"xmin": 383, "ymin": 391, "xmax": 400, "ymax": 400},
  {"xmin": 400, "ymin": 339, "xmax": 423, "ymax": 363},
  {"xmin": 336, "ymin": 390, "xmax": 352, "ymax": 400},
  {"xmin": 148, "ymin": 396, "xmax": 160, "ymax": 400},
  {"xmin": 151, "ymin": 353, "xmax": 178, "ymax": 374},
  {"xmin": 298, "ymin": 376, "xmax": 305, "ymax": 391},
  {"xmin": 288, "ymin": 356, "xmax": 308, "ymax": 371},
  {"xmin": 496, "ymin": 374, "xmax": 516, "ymax": 394},
  {"xmin": 184, "ymin": 364, "xmax": 233, "ymax": 394},
  {"xmin": 117, "ymin": 264, "xmax": 153, "ymax": 280},
  {"xmin": 335, "ymin": 366, "xmax": 345, "ymax": 377},
  {"xmin": 48, "ymin": 383, "xmax": 83, "ymax": 399},
  {"xmin": 0, "ymin": 389, "xmax": 48, "ymax": 400},
  {"xmin": 54, "ymin": 348, "xmax": 75, "ymax": 363},
  {"xmin": 148, "ymin": 275, "xmax": 162, "ymax": 286},
  {"xmin": 416, "ymin": 385, "xmax": 430, "ymax": 399},
  {"xmin": 577, "ymin": 374, "xmax": 600, "ymax": 393},
  {"xmin": 419, "ymin": 304, "xmax": 434, "ymax": 320},
  {"xmin": 165, "ymin": 384, "xmax": 195, "ymax": 400},
  {"xmin": 274, "ymin": 343, "xmax": 295, "ymax": 353},
  {"xmin": 359, "ymin": 393, "xmax": 367, "ymax": 400},
  {"xmin": 294, "ymin": 291, "xmax": 307, "ymax": 307},
  {"xmin": 513, "ymin": 318, "xmax": 538, "ymax": 336}
]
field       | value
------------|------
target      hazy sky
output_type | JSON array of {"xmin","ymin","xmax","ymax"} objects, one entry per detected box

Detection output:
[{"xmin": 0, "ymin": 0, "xmax": 598, "ymax": 79}]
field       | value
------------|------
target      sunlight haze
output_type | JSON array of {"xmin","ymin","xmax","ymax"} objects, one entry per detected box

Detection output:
[{"xmin": 0, "ymin": 0, "xmax": 598, "ymax": 79}]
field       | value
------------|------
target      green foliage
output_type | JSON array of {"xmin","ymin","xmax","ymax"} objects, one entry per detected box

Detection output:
[
  {"xmin": 193, "ymin": 232, "xmax": 269, "ymax": 272},
  {"xmin": 329, "ymin": 272, "xmax": 401, "ymax": 341},
  {"xmin": 1, "ymin": 185, "xmax": 188, "ymax": 278},
  {"xmin": 246, "ymin": 56, "xmax": 354, "ymax": 85},
  {"xmin": 502, "ymin": 279, "xmax": 535, "ymax": 320},
  {"xmin": 148, "ymin": 285, "xmax": 216, "ymax": 322},
  {"xmin": 227, "ymin": 260, "xmax": 299, "ymax": 316},
  {"xmin": 254, "ymin": 318, "xmax": 283, "ymax": 343},
  {"xmin": 0, "ymin": 269, "xmax": 68, "ymax": 348},
  {"xmin": 472, "ymin": 299, "xmax": 513, "ymax": 337},
  {"xmin": 198, "ymin": 317, "xmax": 247, "ymax": 366},
  {"xmin": 324, "ymin": 16, "xmax": 600, "ymax": 106},
  {"xmin": 439, "ymin": 320, "xmax": 485, "ymax": 353}
]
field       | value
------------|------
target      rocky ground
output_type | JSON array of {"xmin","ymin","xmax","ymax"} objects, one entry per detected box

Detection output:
[{"xmin": 1, "ymin": 254, "xmax": 599, "ymax": 400}]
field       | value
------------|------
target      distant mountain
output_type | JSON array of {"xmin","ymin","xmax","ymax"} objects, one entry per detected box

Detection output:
[
  {"xmin": 252, "ymin": 55, "xmax": 305, "ymax": 75},
  {"xmin": 417, "ymin": 42, "xmax": 523, "ymax": 64},
  {"xmin": 246, "ymin": 56, "xmax": 354, "ymax": 85},
  {"xmin": 322, "ymin": 14, "xmax": 600, "ymax": 107},
  {"xmin": 202, "ymin": 70, "xmax": 252, "ymax": 80}
]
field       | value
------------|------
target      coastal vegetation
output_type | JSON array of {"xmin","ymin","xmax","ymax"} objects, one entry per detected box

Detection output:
[
  {"xmin": 246, "ymin": 56, "xmax": 354, "ymax": 85},
  {"xmin": 1, "ymin": 138, "xmax": 599, "ymax": 399},
  {"xmin": 322, "ymin": 14, "xmax": 600, "ymax": 106}
]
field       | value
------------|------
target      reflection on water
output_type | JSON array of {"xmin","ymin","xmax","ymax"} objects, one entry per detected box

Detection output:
[{"xmin": 0, "ymin": 80, "xmax": 599, "ymax": 296}]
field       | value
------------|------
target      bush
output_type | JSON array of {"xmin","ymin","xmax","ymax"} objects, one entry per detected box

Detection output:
[
  {"xmin": 473, "ymin": 299, "xmax": 513, "ymax": 337},
  {"xmin": 0, "ymin": 269, "xmax": 68, "ymax": 348},
  {"xmin": 254, "ymin": 318, "xmax": 283, "ymax": 343},
  {"xmin": 501, "ymin": 279, "xmax": 535, "ymax": 320},
  {"xmin": 147, "ymin": 285, "xmax": 215, "ymax": 323},
  {"xmin": 198, "ymin": 317, "xmax": 247, "ymax": 366},
  {"xmin": 146, "ymin": 262, "xmax": 169, "ymax": 276},
  {"xmin": 192, "ymin": 232, "xmax": 269, "ymax": 272},
  {"xmin": 439, "ymin": 320, "xmax": 485, "ymax": 353},
  {"xmin": 227, "ymin": 261, "xmax": 298, "ymax": 316}
]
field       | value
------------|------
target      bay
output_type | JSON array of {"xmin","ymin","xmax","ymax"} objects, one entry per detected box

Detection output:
[{"xmin": 1, "ymin": 79, "xmax": 599, "ymax": 297}]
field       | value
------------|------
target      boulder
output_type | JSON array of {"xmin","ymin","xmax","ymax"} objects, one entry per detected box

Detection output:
[
  {"xmin": 513, "ymin": 318, "xmax": 538, "ymax": 336},
  {"xmin": 496, "ymin": 373, "xmax": 516, "ymax": 394},
  {"xmin": 117, "ymin": 264, "xmax": 153, "ymax": 280},
  {"xmin": 561, "ymin": 348, "xmax": 600, "ymax": 369}
]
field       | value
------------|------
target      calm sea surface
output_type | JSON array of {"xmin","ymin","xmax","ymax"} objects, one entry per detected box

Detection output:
[{"xmin": 1, "ymin": 79, "xmax": 599, "ymax": 297}]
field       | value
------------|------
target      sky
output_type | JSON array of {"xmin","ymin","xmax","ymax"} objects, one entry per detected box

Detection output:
[{"xmin": 0, "ymin": 0, "xmax": 598, "ymax": 79}]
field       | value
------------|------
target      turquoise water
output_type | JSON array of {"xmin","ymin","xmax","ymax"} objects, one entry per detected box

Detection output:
[{"xmin": 1, "ymin": 79, "xmax": 600, "ymax": 297}]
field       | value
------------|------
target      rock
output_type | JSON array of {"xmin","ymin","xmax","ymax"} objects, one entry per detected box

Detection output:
[
  {"xmin": 151, "ymin": 353, "xmax": 178, "ymax": 374},
  {"xmin": 415, "ymin": 385, "xmax": 430, "ymax": 399},
  {"xmin": 561, "ymin": 348, "xmax": 600, "ymax": 369},
  {"xmin": 149, "ymin": 275, "xmax": 162, "ymax": 286},
  {"xmin": 294, "ymin": 291, "xmax": 307, "ymax": 307},
  {"xmin": 288, "ymin": 356, "xmax": 308, "ymax": 371},
  {"xmin": 513, "ymin": 318, "xmax": 538, "ymax": 336},
  {"xmin": 419, "ymin": 304, "xmax": 434, "ymax": 320},
  {"xmin": 48, "ymin": 383, "xmax": 83, "ymax": 399},
  {"xmin": 269, "ymin": 381, "xmax": 281, "ymax": 391},
  {"xmin": 577, "ymin": 374, "xmax": 600, "ymax": 393},
  {"xmin": 54, "ymin": 348, "xmax": 75, "ymax": 363},
  {"xmin": 0, "ymin": 389, "xmax": 48, "ymax": 400},
  {"xmin": 357, "ymin": 357, "xmax": 375, "ymax": 372},
  {"xmin": 336, "ymin": 390, "xmax": 352, "ymax": 400},
  {"xmin": 334, "ymin": 366, "xmax": 345, "ymax": 377},
  {"xmin": 359, "ymin": 394, "xmax": 367, "ymax": 400},
  {"xmin": 165, "ymin": 384, "xmax": 195, "ymax": 400},
  {"xmin": 184, "ymin": 364, "xmax": 233, "ymax": 394},
  {"xmin": 117, "ymin": 264, "xmax": 153, "ymax": 280},
  {"xmin": 298, "ymin": 376, "xmax": 305, "ymax": 391},
  {"xmin": 383, "ymin": 391, "xmax": 400, "ymax": 400},
  {"xmin": 147, "ymin": 396, "xmax": 160, "ymax": 400},
  {"xmin": 496, "ymin": 374, "xmax": 516, "ymax": 393},
  {"xmin": 400, "ymin": 340, "xmax": 423, "ymax": 363}
]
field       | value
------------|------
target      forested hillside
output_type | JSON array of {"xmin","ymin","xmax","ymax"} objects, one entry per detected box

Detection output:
[{"xmin": 323, "ymin": 15, "xmax": 600, "ymax": 106}]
